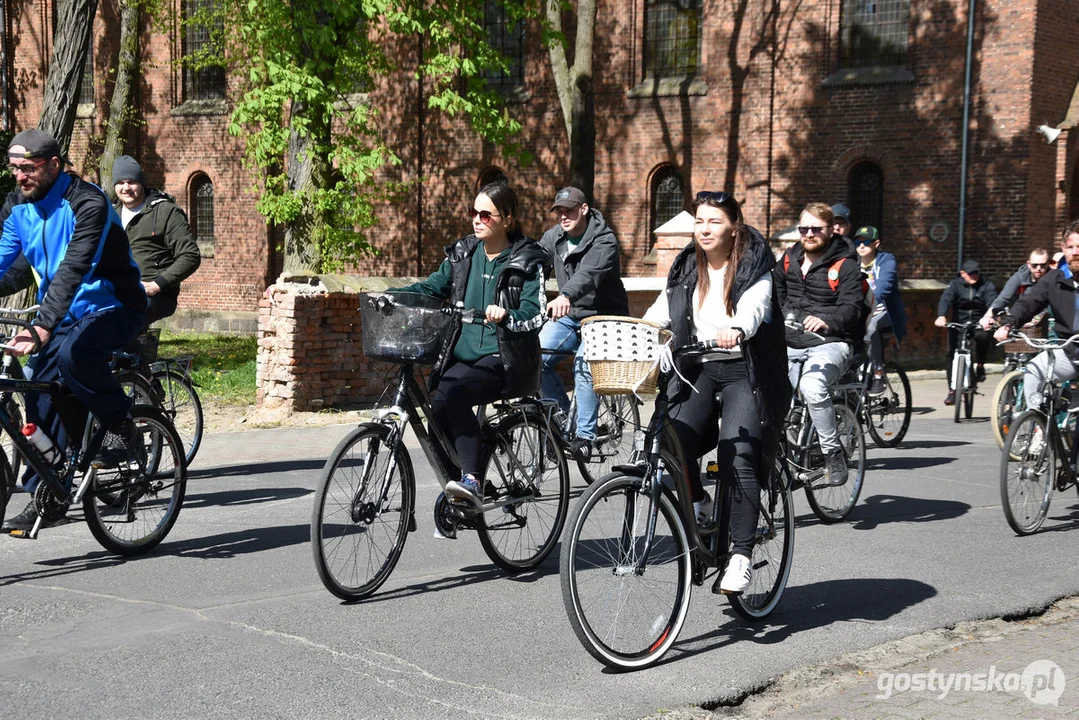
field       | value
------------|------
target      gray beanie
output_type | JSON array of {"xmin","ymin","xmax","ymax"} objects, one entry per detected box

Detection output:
[{"xmin": 112, "ymin": 155, "xmax": 146, "ymax": 187}]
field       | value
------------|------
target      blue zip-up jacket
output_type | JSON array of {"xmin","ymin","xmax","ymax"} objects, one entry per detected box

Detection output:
[{"xmin": 0, "ymin": 172, "xmax": 145, "ymax": 330}]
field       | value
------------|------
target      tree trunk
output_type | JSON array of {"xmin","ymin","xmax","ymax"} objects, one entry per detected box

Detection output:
[
  {"xmin": 282, "ymin": 102, "xmax": 322, "ymax": 274},
  {"xmin": 98, "ymin": 0, "xmax": 140, "ymax": 193},
  {"xmin": 38, "ymin": 0, "xmax": 99, "ymax": 153},
  {"xmin": 546, "ymin": 0, "xmax": 597, "ymax": 197}
]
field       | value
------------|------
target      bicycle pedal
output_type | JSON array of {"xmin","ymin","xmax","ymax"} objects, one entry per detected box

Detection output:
[{"xmin": 7, "ymin": 529, "xmax": 35, "ymax": 540}]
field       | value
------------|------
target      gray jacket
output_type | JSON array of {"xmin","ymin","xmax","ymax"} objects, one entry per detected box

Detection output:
[{"xmin": 538, "ymin": 208, "xmax": 628, "ymax": 320}]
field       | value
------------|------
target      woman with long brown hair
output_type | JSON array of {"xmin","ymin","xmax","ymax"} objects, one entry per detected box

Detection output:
[{"xmin": 643, "ymin": 191, "xmax": 789, "ymax": 593}]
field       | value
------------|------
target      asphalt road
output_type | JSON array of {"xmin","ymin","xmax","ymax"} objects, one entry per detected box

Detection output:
[{"xmin": 1, "ymin": 376, "xmax": 1078, "ymax": 718}]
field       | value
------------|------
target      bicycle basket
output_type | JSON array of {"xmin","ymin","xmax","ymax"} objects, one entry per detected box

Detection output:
[
  {"xmin": 581, "ymin": 316, "xmax": 673, "ymax": 396},
  {"xmin": 360, "ymin": 292, "xmax": 453, "ymax": 365},
  {"xmin": 1002, "ymin": 317, "xmax": 1047, "ymax": 355},
  {"xmin": 123, "ymin": 327, "xmax": 160, "ymax": 363}
]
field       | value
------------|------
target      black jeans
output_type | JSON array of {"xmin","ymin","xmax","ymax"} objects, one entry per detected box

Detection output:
[
  {"xmin": 668, "ymin": 359, "xmax": 762, "ymax": 557},
  {"xmin": 429, "ymin": 355, "xmax": 506, "ymax": 477},
  {"xmin": 946, "ymin": 326, "xmax": 991, "ymax": 386}
]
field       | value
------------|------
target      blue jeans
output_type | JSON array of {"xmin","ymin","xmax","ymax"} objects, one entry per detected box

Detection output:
[{"xmin": 539, "ymin": 316, "xmax": 597, "ymax": 440}]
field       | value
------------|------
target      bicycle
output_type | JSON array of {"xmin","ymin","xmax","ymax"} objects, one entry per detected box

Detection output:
[
  {"xmin": 559, "ymin": 337, "xmax": 795, "ymax": 671},
  {"xmin": 0, "ymin": 307, "xmax": 187, "ymax": 554},
  {"xmin": 310, "ymin": 292, "xmax": 570, "ymax": 601},
  {"xmin": 989, "ymin": 318, "xmax": 1047, "ymax": 449},
  {"xmin": 855, "ymin": 330, "xmax": 912, "ymax": 448},
  {"xmin": 946, "ymin": 321, "xmax": 982, "ymax": 422},
  {"xmin": 541, "ymin": 345, "xmax": 642, "ymax": 484},
  {"xmin": 999, "ymin": 331, "xmax": 1079, "ymax": 535}
]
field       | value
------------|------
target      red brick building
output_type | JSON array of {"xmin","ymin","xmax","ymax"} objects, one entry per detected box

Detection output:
[{"xmin": 2, "ymin": 0, "xmax": 1077, "ymax": 320}]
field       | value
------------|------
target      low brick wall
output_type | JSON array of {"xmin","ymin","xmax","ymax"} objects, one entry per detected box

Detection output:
[{"xmin": 257, "ymin": 274, "xmax": 955, "ymax": 411}]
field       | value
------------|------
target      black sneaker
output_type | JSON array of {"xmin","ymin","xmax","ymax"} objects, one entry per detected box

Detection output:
[
  {"xmin": 944, "ymin": 391, "xmax": 956, "ymax": 406},
  {"xmin": 868, "ymin": 375, "xmax": 887, "ymax": 397},
  {"xmin": 976, "ymin": 365, "xmax": 986, "ymax": 383},
  {"xmin": 823, "ymin": 450, "xmax": 849, "ymax": 487},
  {"xmin": 2, "ymin": 499, "xmax": 68, "ymax": 533},
  {"xmin": 568, "ymin": 437, "xmax": 593, "ymax": 461},
  {"xmin": 92, "ymin": 418, "xmax": 143, "ymax": 469}
]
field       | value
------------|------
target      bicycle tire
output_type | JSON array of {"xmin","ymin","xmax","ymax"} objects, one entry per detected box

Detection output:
[
  {"xmin": 1, "ymin": 394, "xmax": 25, "ymax": 485},
  {"xmin": 964, "ymin": 377, "xmax": 975, "ymax": 419},
  {"xmin": 991, "ymin": 369, "xmax": 1026, "ymax": 450},
  {"xmin": 865, "ymin": 362, "xmax": 912, "ymax": 448},
  {"xmin": 0, "ymin": 444, "xmax": 13, "ymax": 531},
  {"xmin": 577, "ymin": 395, "xmax": 642, "ymax": 484},
  {"xmin": 151, "ymin": 369, "xmax": 204, "ymax": 466},
  {"xmin": 953, "ymin": 355, "xmax": 966, "ymax": 423},
  {"xmin": 1000, "ymin": 410, "xmax": 1054, "ymax": 535},
  {"xmin": 311, "ymin": 423, "xmax": 415, "ymax": 601},
  {"xmin": 728, "ymin": 455, "xmax": 795, "ymax": 621},
  {"xmin": 477, "ymin": 407, "xmax": 570, "ymax": 572},
  {"xmin": 83, "ymin": 405, "xmax": 187, "ymax": 556},
  {"xmin": 560, "ymin": 471, "xmax": 692, "ymax": 671},
  {"xmin": 805, "ymin": 401, "xmax": 865, "ymax": 523}
]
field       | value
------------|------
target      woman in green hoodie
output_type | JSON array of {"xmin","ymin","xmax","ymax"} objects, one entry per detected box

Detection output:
[{"xmin": 394, "ymin": 182, "xmax": 548, "ymax": 505}]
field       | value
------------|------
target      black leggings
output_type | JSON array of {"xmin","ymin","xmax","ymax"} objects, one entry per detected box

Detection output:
[
  {"xmin": 669, "ymin": 359, "xmax": 762, "ymax": 558},
  {"xmin": 429, "ymin": 355, "xmax": 506, "ymax": 477}
]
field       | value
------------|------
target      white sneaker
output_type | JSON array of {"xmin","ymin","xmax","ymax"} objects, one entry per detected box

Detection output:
[
  {"xmin": 693, "ymin": 492, "xmax": 714, "ymax": 526},
  {"xmin": 720, "ymin": 553, "xmax": 752, "ymax": 595},
  {"xmin": 1028, "ymin": 426, "xmax": 1046, "ymax": 456}
]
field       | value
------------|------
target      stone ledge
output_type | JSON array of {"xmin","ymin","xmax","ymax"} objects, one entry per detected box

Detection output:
[{"xmin": 157, "ymin": 309, "xmax": 258, "ymax": 334}]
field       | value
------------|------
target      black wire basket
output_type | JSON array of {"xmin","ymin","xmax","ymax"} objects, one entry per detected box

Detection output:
[{"xmin": 360, "ymin": 292, "xmax": 453, "ymax": 365}]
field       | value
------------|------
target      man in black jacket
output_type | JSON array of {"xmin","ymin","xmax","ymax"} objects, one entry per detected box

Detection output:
[
  {"xmin": 994, "ymin": 221, "xmax": 1079, "ymax": 410},
  {"xmin": 538, "ymin": 187, "xmax": 628, "ymax": 458},
  {"xmin": 775, "ymin": 202, "xmax": 866, "ymax": 486},
  {"xmin": 112, "ymin": 156, "xmax": 201, "ymax": 325},
  {"xmin": 934, "ymin": 259, "xmax": 997, "ymax": 405}
]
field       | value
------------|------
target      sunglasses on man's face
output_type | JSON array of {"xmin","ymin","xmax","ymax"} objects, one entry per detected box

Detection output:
[
  {"xmin": 1029, "ymin": 262, "xmax": 1049, "ymax": 269},
  {"xmin": 468, "ymin": 208, "xmax": 502, "ymax": 224},
  {"xmin": 798, "ymin": 225, "xmax": 827, "ymax": 236},
  {"xmin": 855, "ymin": 238, "xmax": 875, "ymax": 246}
]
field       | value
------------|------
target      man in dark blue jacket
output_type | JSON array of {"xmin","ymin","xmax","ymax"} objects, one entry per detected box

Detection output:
[
  {"xmin": 0, "ymin": 129, "xmax": 145, "ymax": 533},
  {"xmin": 854, "ymin": 225, "xmax": 907, "ymax": 394}
]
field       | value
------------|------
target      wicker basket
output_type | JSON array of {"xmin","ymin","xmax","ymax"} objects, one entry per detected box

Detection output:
[
  {"xmin": 1002, "ymin": 317, "xmax": 1048, "ymax": 355},
  {"xmin": 581, "ymin": 316, "xmax": 673, "ymax": 396}
]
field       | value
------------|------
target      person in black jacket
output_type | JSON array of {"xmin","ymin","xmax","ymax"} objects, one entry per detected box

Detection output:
[
  {"xmin": 934, "ymin": 259, "xmax": 998, "ymax": 405},
  {"xmin": 643, "ymin": 191, "xmax": 790, "ymax": 595},
  {"xmin": 774, "ymin": 202, "xmax": 865, "ymax": 487},
  {"xmin": 538, "ymin": 187, "xmax": 628, "ymax": 459},
  {"xmin": 393, "ymin": 182, "xmax": 547, "ymax": 507},
  {"xmin": 993, "ymin": 221, "xmax": 1079, "ymax": 410}
]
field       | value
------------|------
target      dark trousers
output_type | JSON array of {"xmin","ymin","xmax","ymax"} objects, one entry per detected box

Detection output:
[
  {"xmin": 946, "ymin": 326, "xmax": 991, "ymax": 385},
  {"xmin": 22, "ymin": 307, "xmax": 144, "ymax": 491},
  {"xmin": 145, "ymin": 291, "xmax": 178, "ymax": 326},
  {"xmin": 668, "ymin": 359, "xmax": 762, "ymax": 557},
  {"xmin": 429, "ymin": 355, "xmax": 506, "ymax": 477}
]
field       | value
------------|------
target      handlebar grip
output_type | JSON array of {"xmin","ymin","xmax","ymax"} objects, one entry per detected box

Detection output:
[{"xmin": 699, "ymin": 339, "xmax": 719, "ymax": 350}]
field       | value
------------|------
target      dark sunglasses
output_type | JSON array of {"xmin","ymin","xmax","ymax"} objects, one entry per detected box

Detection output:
[
  {"xmin": 798, "ymin": 225, "xmax": 827, "ymax": 236},
  {"xmin": 854, "ymin": 238, "xmax": 875, "ymax": 246},
  {"xmin": 694, "ymin": 191, "xmax": 733, "ymax": 205},
  {"xmin": 1029, "ymin": 262, "xmax": 1049, "ymax": 269},
  {"xmin": 468, "ymin": 208, "xmax": 502, "ymax": 224}
]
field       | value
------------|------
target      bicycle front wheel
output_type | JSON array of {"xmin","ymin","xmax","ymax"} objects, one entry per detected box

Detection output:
[
  {"xmin": 477, "ymin": 409, "xmax": 570, "ymax": 572},
  {"xmin": 311, "ymin": 423, "xmax": 415, "ymax": 600},
  {"xmin": 728, "ymin": 456, "xmax": 795, "ymax": 621},
  {"xmin": 577, "ymin": 395, "xmax": 642, "ymax": 484},
  {"xmin": 992, "ymin": 369, "xmax": 1025, "ymax": 450},
  {"xmin": 805, "ymin": 402, "xmax": 865, "ymax": 523},
  {"xmin": 152, "ymin": 369, "xmax": 204, "ymax": 466},
  {"xmin": 560, "ymin": 472, "xmax": 692, "ymax": 671},
  {"xmin": 953, "ymin": 355, "xmax": 966, "ymax": 423},
  {"xmin": 1, "ymin": 394, "xmax": 25, "ymax": 485},
  {"xmin": 865, "ymin": 362, "xmax": 911, "ymax": 448},
  {"xmin": 83, "ymin": 406, "xmax": 187, "ymax": 555},
  {"xmin": 1000, "ymin": 410, "xmax": 1054, "ymax": 535}
]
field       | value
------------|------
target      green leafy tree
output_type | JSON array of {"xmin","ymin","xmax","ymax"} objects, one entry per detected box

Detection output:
[{"xmin": 226, "ymin": 0, "xmax": 538, "ymax": 273}]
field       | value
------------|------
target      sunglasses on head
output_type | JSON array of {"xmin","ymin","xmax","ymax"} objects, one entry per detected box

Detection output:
[
  {"xmin": 468, "ymin": 208, "xmax": 502, "ymax": 224},
  {"xmin": 694, "ymin": 190, "xmax": 733, "ymax": 205},
  {"xmin": 798, "ymin": 225, "xmax": 827, "ymax": 236}
]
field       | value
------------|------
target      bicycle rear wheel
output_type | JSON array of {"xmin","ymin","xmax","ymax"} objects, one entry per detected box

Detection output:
[
  {"xmin": 560, "ymin": 471, "xmax": 691, "ymax": 671},
  {"xmin": 312, "ymin": 423, "xmax": 415, "ymax": 601},
  {"xmin": 1, "ymin": 394, "xmax": 25, "ymax": 485},
  {"xmin": 805, "ymin": 402, "xmax": 865, "ymax": 523},
  {"xmin": 83, "ymin": 406, "xmax": 187, "ymax": 556},
  {"xmin": 152, "ymin": 369, "xmax": 204, "ymax": 467},
  {"xmin": 865, "ymin": 362, "xmax": 911, "ymax": 448},
  {"xmin": 992, "ymin": 370, "xmax": 1025, "ymax": 450},
  {"xmin": 953, "ymin": 355, "xmax": 966, "ymax": 423},
  {"xmin": 0, "ymin": 445, "xmax": 13, "ymax": 531},
  {"xmin": 477, "ymin": 408, "xmax": 569, "ymax": 571},
  {"xmin": 1000, "ymin": 410, "xmax": 1054, "ymax": 535},
  {"xmin": 577, "ymin": 395, "xmax": 642, "ymax": 484},
  {"xmin": 728, "ymin": 456, "xmax": 795, "ymax": 621}
]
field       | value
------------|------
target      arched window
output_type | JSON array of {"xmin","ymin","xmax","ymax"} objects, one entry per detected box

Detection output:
[
  {"xmin": 848, "ymin": 161, "xmax": 884, "ymax": 232},
  {"xmin": 189, "ymin": 174, "xmax": 215, "ymax": 256},
  {"xmin": 650, "ymin": 166, "xmax": 685, "ymax": 245},
  {"xmin": 644, "ymin": 0, "xmax": 702, "ymax": 79}
]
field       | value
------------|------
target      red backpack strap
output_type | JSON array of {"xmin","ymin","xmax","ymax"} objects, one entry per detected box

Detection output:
[
  {"xmin": 784, "ymin": 252, "xmax": 791, "ymax": 274},
  {"xmin": 827, "ymin": 259, "xmax": 844, "ymax": 292}
]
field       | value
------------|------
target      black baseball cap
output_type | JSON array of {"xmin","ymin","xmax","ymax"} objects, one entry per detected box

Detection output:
[
  {"xmin": 551, "ymin": 186, "xmax": 587, "ymax": 211},
  {"xmin": 7, "ymin": 128, "xmax": 71, "ymax": 165},
  {"xmin": 961, "ymin": 259, "xmax": 981, "ymax": 274},
  {"xmin": 831, "ymin": 203, "xmax": 852, "ymax": 222}
]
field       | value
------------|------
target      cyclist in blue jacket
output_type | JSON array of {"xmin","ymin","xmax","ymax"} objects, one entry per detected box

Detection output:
[{"xmin": 0, "ymin": 129, "xmax": 146, "ymax": 533}]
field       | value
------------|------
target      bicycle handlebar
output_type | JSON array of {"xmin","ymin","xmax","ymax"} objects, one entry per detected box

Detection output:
[
  {"xmin": 998, "ymin": 331, "xmax": 1079, "ymax": 351},
  {"xmin": 0, "ymin": 305, "xmax": 43, "ymax": 355},
  {"xmin": 784, "ymin": 318, "xmax": 826, "ymax": 343}
]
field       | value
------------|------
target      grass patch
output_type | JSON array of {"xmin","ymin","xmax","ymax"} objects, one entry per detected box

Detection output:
[{"xmin": 158, "ymin": 331, "xmax": 257, "ymax": 406}]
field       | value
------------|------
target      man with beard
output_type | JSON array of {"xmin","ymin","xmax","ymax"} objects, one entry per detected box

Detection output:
[
  {"xmin": 775, "ymin": 202, "xmax": 865, "ymax": 486},
  {"xmin": 0, "ymin": 129, "xmax": 145, "ymax": 533},
  {"xmin": 994, "ymin": 221, "xmax": 1079, "ymax": 412},
  {"xmin": 979, "ymin": 247, "xmax": 1051, "ymax": 328}
]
